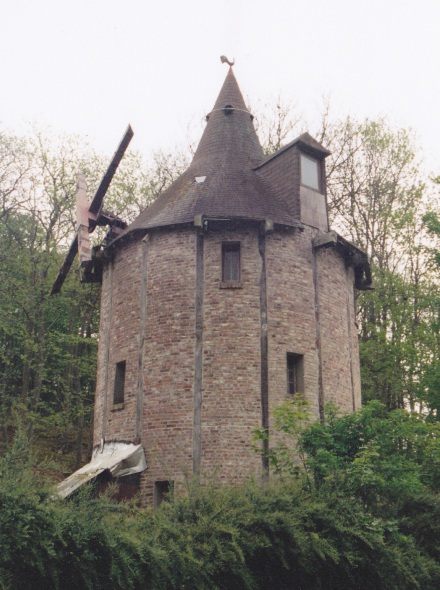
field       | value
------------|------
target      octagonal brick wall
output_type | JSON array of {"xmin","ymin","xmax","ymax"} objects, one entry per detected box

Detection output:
[{"xmin": 93, "ymin": 223, "xmax": 361, "ymax": 503}]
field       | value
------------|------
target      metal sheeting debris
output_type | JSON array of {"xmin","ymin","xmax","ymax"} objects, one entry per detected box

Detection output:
[{"xmin": 56, "ymin": 442, "xmax": 147, "ymax": 499}]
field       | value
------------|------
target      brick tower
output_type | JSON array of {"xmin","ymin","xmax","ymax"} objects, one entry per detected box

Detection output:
[{"xmin": 82, "ymin": 66, "xmax": 371, "ymax": 505}]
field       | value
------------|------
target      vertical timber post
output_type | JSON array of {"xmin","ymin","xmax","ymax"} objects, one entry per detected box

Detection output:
[
  {"xmin": 193, "ymin": 231, "xmax": 204, "ymax": 477},
  {"xmin": 135, "ymin": 235, "xmax": 149, "ymax": 442},
  {"xmin": 259, "ymin": 225, "xmax": 269, "ymax": 481},
  {"xmin": 346, "ymin": 271, "xmax": 356, "ymax": 412},
  {"xmin": 312, "ymin": 249, "xmax": 325, "ymax": 422},
  {"xmin": 101, "ymin": 261, "xmax": 114, "ymax": 443}
]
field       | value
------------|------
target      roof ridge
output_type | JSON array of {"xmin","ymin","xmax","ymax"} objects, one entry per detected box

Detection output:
[{"xmin": 255, "ymin": 132, "xmax": 331, "ymax": 169}]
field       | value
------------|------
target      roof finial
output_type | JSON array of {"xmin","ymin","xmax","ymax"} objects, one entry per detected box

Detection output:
[{"xmin": 220, "ymin": 55, "xmax": 235, "ymax": 67}]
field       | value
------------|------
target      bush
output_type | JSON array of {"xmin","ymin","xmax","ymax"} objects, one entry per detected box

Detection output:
[{"xmin": 1, "ymin": 403, "xmax": 439, "ymax": 589}]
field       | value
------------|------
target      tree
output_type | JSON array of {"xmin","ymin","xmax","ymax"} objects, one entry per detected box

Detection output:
[
  {"xmin": 252, "ymin": 95, "xmax": 302, "ymax": 154},
  {"xmin": 255, "ymin": 398, "xmax": 440, "ymax": 587},
  {"xmin": 419, "ymin": 183, "xmax": 440, "ymax": 419},
  {"xmin": 0, "ymin": 125, "xmax": 190, "ymax": 465},
  {"xmin": 251, "ymin": 105, "xmax": 440, "ymax": 412},
  {"xmin": 321, "ymin": 117, "xmax": 439, "ymax": 410}
]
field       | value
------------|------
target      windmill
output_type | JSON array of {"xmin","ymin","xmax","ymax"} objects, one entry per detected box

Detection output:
[{"xmin": 50, "ymin": 125, "xmax": 134, "ymax": 295}]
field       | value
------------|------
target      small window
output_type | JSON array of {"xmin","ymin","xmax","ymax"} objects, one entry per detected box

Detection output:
[
  {"xmin": 113, "ymin": 360, "xmax": 126, "ymax": 405},
  {"xmin": 222, "ymin": 242, "xmax": 240, "ymax": 282},
  {"xmin": 286, "ymin": 353, "xmax": 304, "ymax": 396},
  {"xmin": 300, "ymin": 154, "xmax": 320, "ymax": 191},
  {"xmin": 154, "ymin": 480, "xmax": 174, "ymax": 507}
]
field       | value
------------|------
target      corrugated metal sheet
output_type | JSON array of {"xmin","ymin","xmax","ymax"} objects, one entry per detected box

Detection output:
[{"xmin": 56, "ymin": 442, "xmax": 147, "ymax": 499}]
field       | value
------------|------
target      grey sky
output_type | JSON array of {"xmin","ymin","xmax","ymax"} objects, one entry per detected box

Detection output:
[{"xmin": 1, "ymin": 0, "xmax": 439, "ymax": 174}]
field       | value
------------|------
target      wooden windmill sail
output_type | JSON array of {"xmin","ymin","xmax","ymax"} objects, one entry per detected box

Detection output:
[{"xmin": 50, "ymin": 125, "xmax": 133, "ymax": 295}]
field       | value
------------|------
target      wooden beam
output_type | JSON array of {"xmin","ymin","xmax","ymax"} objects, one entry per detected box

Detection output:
[
  {"xmin": 193, "ymin": 232, "xmax": 204, "ymax": 476},
  {"xmin": 50, "ymin": 235, "xmax": 78, "ymax": 295},
  {"xmin": 312, "ymin": 250, "xmax": 325, "ymax": 422},
  {"xmin": 259, "ymin": 228, "xmax": 269, "ymax": 481},
  {"xmin": 89, "ymin": 125, "xmax": 134, "ymax": 216},
  {"xmin": 135, "ymin": 236, "xmax": 149, "ymax": 442},
  {"xmin": 101, "ymin": 261, "xmax": 114, "ymax": 443},
  {"xmin": 312, "ymin": 230, "xmax": 338, "ymax": 250}
]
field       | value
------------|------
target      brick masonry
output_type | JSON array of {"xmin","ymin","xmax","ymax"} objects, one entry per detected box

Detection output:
[{"xmin": 93, "ymin": 220, "xmax": 362, "ymax": 504}]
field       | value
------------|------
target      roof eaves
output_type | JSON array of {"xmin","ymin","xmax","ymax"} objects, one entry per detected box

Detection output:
[
  {"xmin": 313, "ymin": 230, "xmax": 373, "ymax": 290},
  {"xmin": 199, "ymin": 214, "xmax": 303, "ymax": 229},
  {"xmin": 108, "ymin": 215, "xmax": 303, "ymax": 252},
  {"xmin": 107, "ymin": 221, "xmax": 195, "ymax": 250}
]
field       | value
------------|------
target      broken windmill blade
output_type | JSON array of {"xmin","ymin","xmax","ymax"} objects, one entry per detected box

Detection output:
[{"xmin": 50, "ymin": 125, "xmax": 134, "ymax": 296}]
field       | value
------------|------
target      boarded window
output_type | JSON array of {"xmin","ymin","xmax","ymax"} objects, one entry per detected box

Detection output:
[
  {"xmin": 154, "ymin": 480, "xmax": 174, "ymax": 507},
  {"xmin": 113, "ymin": 360, "xmax": 126, "ymax": 405},
  {"xmin": 222, "ymin": 242, "xmax": 240, "ymax": 282},
  {"xmin": 286, "ymin": 353, "xmax": 304, "ymax": 396},
  {"xmin": 300, "ymin": 154, "xmax": 320, "ymax": 191}
]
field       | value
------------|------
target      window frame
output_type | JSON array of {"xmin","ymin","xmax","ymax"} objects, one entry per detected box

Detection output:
[
  {"xmin": 286, "ymin": 353, "xmax": 304, "ymax": 397},
  {"xmin": 221, "ymin": 241, "xmax": 241, "ymax": 287},
  {"xmin": 113, "ymin": 360, "xmax": 126, "ymax": 406},
  {"xmin": 300, "ymin": 153, "xmax": 321, "ymax": 192}
]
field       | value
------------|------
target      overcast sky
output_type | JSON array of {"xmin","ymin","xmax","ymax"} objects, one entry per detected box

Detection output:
[{"xmin": 1, "ymin": 0, "xmax": 439, "ymax": 174}]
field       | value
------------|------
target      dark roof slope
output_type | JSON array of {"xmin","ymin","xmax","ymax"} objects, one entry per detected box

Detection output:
[{"xmin": 120, "ymin": 68, "xmax": 303, "ymax": 237}]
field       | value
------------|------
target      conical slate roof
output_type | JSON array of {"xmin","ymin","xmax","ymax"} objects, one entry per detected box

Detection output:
[{"xmin": 121, "ymin": 68, "xmax": 300, "ymax": 236}]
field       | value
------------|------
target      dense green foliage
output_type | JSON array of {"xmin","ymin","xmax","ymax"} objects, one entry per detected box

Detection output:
[
  {"xmin": 421, "ymin": 185, "xmax": 440, "ymax": 419},
  {"xmin": 264, "ymin": 107, "xmax": 440, "ymax": 414},
  {"xmin": 1, "ymin": 109, "xmax": 440, "ymax": 587},
  {"xmin": 323, "ymin": 118, "xmax": 440, "ymax": 412},
  {"xmin": 1, "ymin": 402, "xmax": 439, "ymax": 590},
  {"xmin": 0, "ymin": 128, "xmax": 188, "ymax": 467}
]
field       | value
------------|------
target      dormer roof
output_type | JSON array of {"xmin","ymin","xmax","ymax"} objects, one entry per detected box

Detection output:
[{"xmin": 256, "ymin": 132, "xmax": 331, "ymax": 170}]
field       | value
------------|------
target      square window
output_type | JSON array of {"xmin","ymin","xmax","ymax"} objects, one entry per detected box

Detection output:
[
  {"xmin": 222, "ymin": 242, "xmax": 240, "ymax": 282},
  {"xmin": 286, "ymin": 353, "xmax": 304, "ymax": 396},
  {"xmin": 300, "ymin": 154, "xmax": 320, "ymax": 191},
  {"xmin": 113, "ymin": 360, "xmax": 126, "ymax": 405}
]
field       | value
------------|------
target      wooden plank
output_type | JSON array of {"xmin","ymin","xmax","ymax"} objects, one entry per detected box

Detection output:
[
  {"xmin": 346, "ymin": 271, "xmax": 356, "ymax": 412},
  {"xmin": 312, "ymin": 230, "xmax": 338, "ymax": 250},
  {"xmin": 101, "ymin": 261, "xmax": 114, "ymax": 443},
  {"xmin": 312, "ymin": 250, "xmax": 325, "ymax": 422},
  {"xmin": 135, "ymin": 236, "xmax": 149, "ymax": 442},
  {"xmin": 258, "ymin": 229, "xmax": 269, "ymax": 481},
  {"xmin": 193, "ymin": 232, "xmax": 204, "ymax": 476},
  {"xmin": 50, "ymin": 235, "xmax": 78, "ymax": 295},
  {"xmin": 89, "ymin": 125, "xmax": 134, "ymax": 216}
]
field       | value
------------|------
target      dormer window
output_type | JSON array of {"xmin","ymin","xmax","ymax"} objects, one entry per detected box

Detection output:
[{"xmin": 300, "ymin": 154, "xmax": 320, "ymax": 191}]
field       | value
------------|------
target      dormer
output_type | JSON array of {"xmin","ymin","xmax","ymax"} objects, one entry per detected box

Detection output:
[{"xmin": 256, "ymin": 132, "xmax": 331, "ymax": 231}]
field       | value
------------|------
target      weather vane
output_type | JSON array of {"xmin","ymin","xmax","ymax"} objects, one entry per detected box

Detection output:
[{"xmin": 220, "ymin": 55, "xmax": 235, "ymax": 66}]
